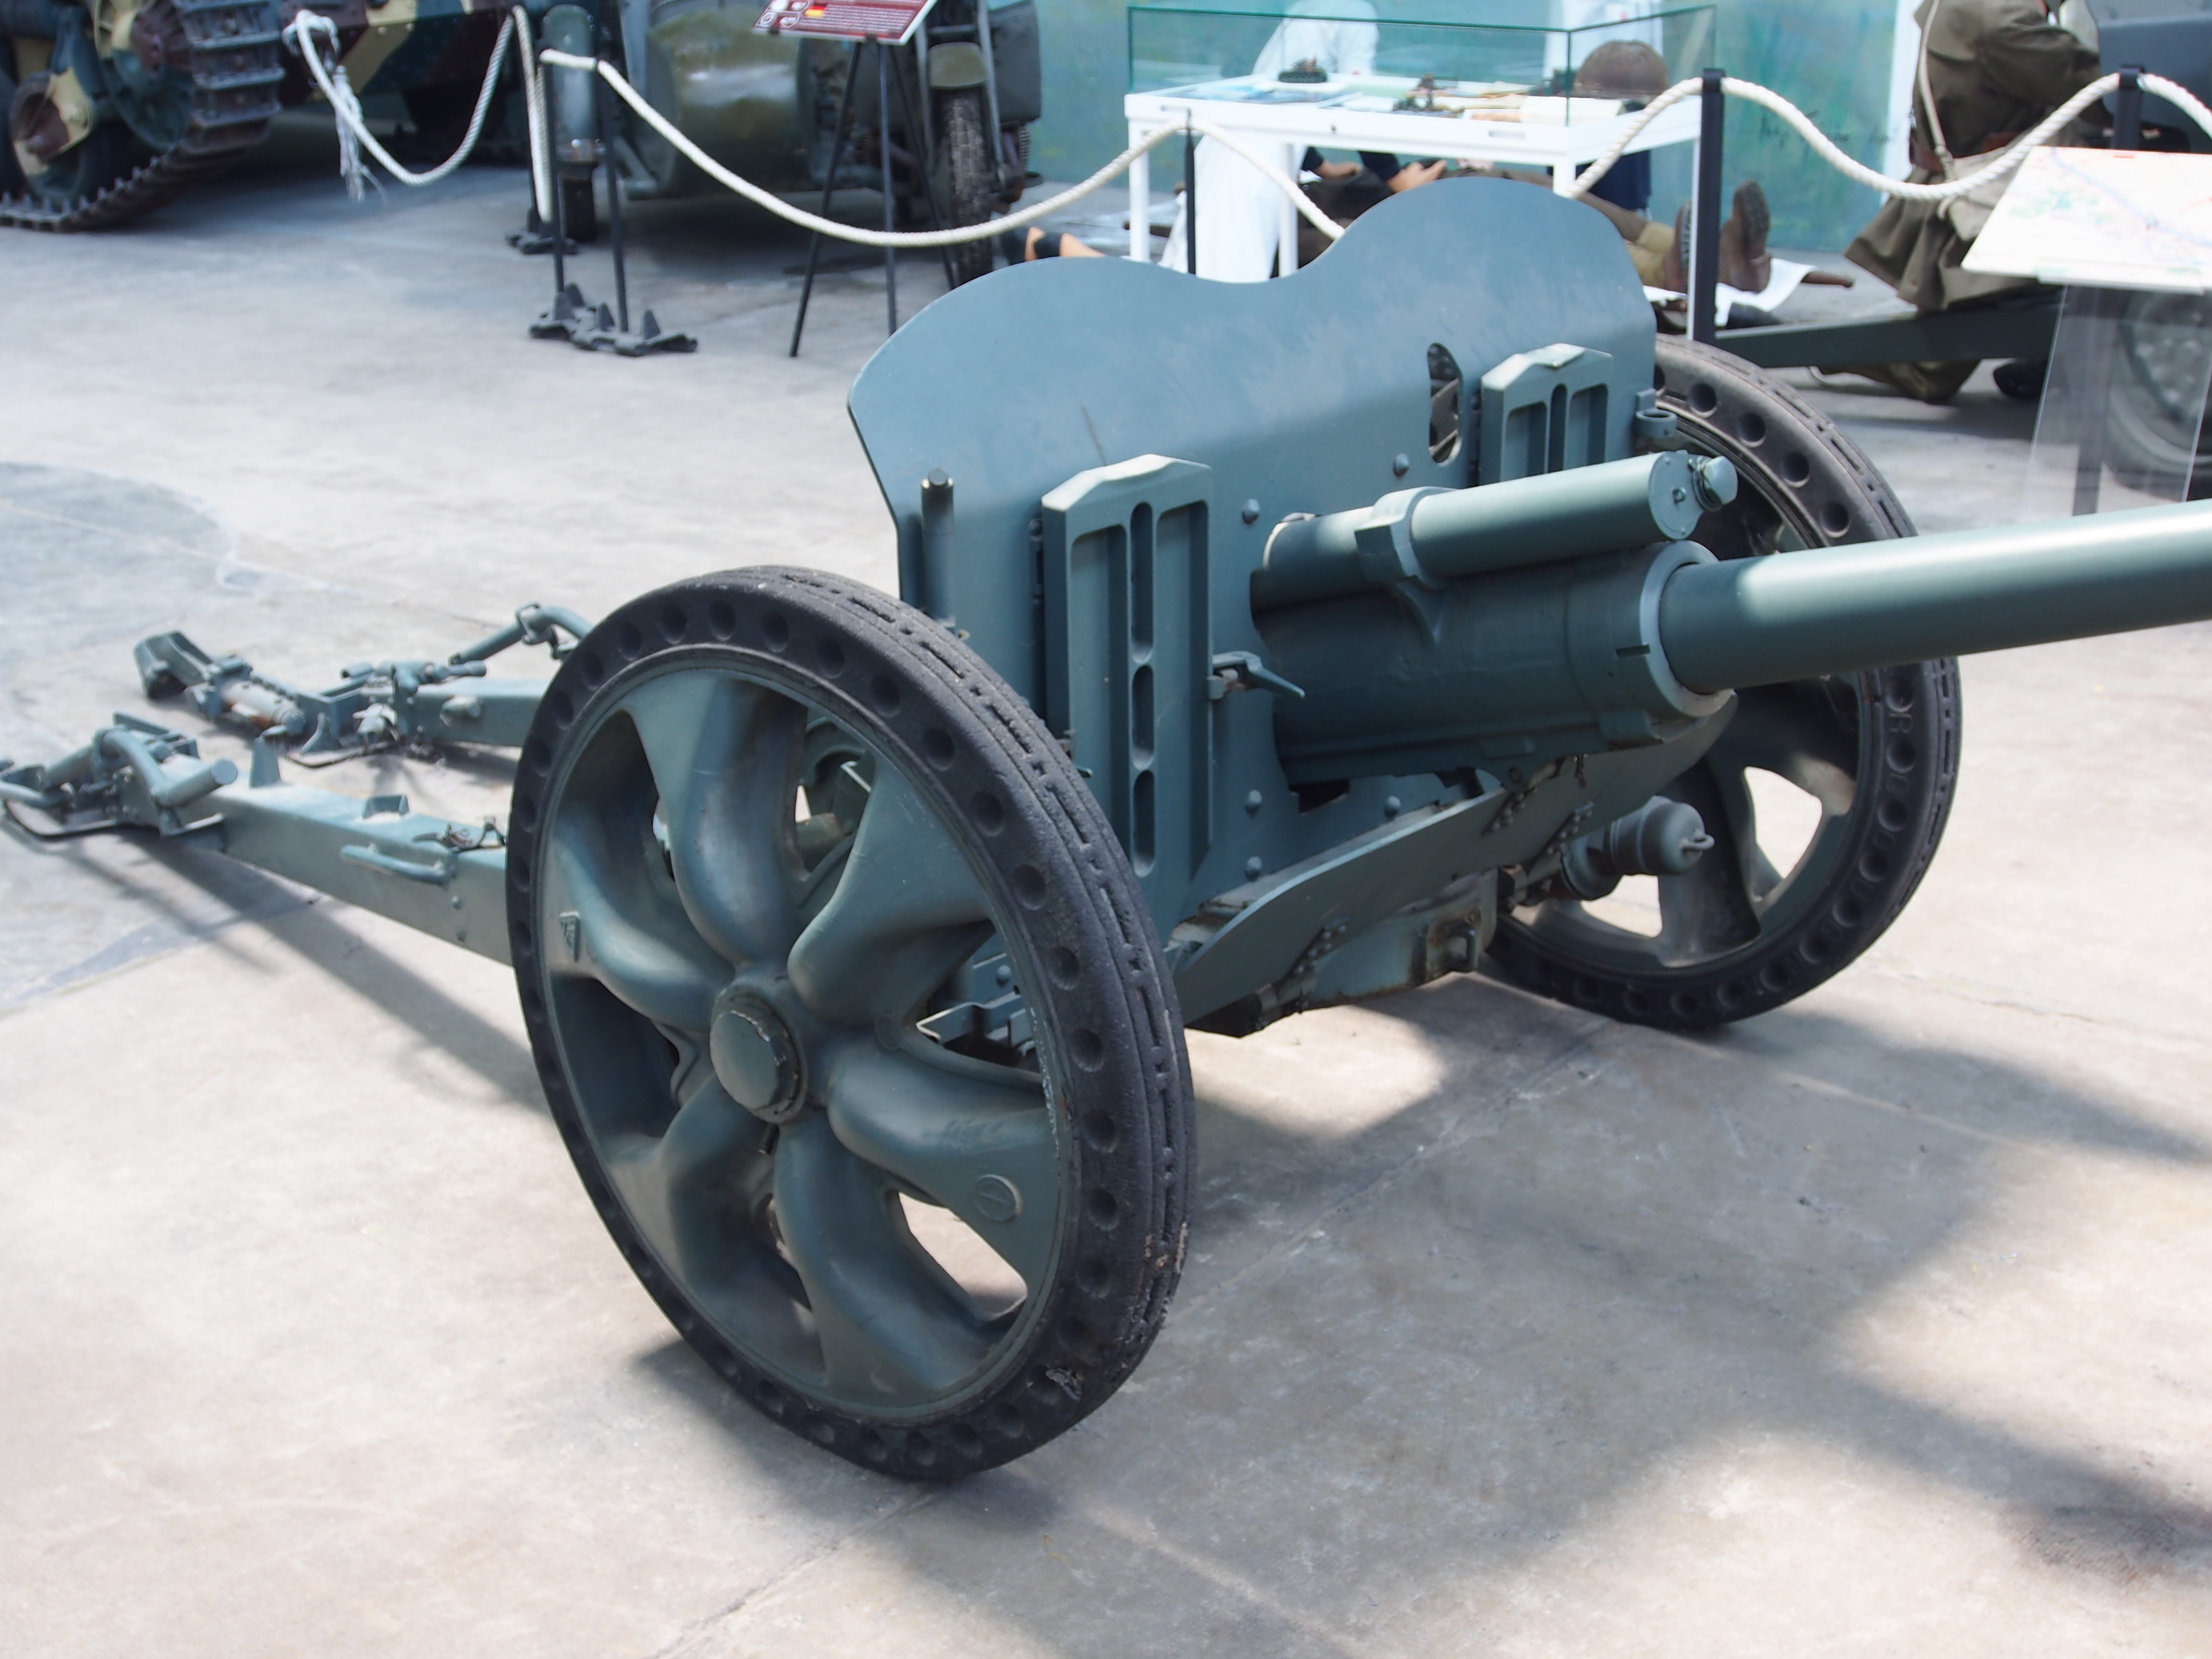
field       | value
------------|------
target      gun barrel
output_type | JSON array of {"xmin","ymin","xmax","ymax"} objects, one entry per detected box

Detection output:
[
  {"xmin": 1253, "ymin": 452, "xmax": 1735, "ymax": 610},
  {"xmin": 1659, "ymin": 500, "xmax": 2212, "ymax": 694}
]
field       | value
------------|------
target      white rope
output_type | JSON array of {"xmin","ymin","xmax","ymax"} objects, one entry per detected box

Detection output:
[
  {"xmin": 285, "ymin": 10, "xmax": 515, "ymax": 190},
  {"xmin": 1566, "ymin": 71, "xmax": 2212, "ymax": 205},
  {"xmin": 286, "ymin": 16, "xmax": 2212, "ymax": 259},
  {"xmin": 514, "ymin": 6, "xmax": 553, "ymax": 224},
  {"xmin": 536, "ymin": 48, "xmax": 1346, "ymax": 248}
]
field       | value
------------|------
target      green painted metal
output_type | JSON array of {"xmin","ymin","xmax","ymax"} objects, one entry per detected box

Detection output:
[
  {"xmin": 1167, "ymin": 717, "xmax": 1724, "ymax": 1024},
  {"xmin": 1039, "ymin": 454, "xmax": 1214, "ymax": 923},
  {"xmin": 1658, "ymin": 500, "xmax": 2212, "ymax": 693},
  {"xmin": 1251, "ymin": 451, "xmax": 1735, "ymax": 610},
  {"xmin": 132, "ymin": 603, "xmax": 586, "ymax": 763},
  {"xmin": 1718, "ymin": 300, "xmax": 2062, "ymax": 373},
  {"xmin": 218, "ymin": 782, "xmax": 512, "ymax": 964},
  {"xmin": 502, "ymin": 580, "xmax": 1181, "ymax": 1465},
  {"xmin": 26, "ymin": 176, "xmax": 2212, "ymax": 1473}
]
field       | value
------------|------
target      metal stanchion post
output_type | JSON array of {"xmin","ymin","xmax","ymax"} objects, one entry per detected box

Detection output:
[
  {"xmin": 595, "ymin": 66, "xmax": 630, "ymax": 335},
  {"xmin": 547, "ymin": 59, "xmax": 566, "ymax": 297},
  {"xmin": 2115, "ymin": 65, "xmax": 2144, "ymax": 147},
  {"xmin": 878, "ymin": 38, "xmax": 898, "ymax": 333},
  {"xmin": 1692, "ymin": 67, "xmax": 1724, "ymax": 345},
  {"xmin": 1185, "ymin": 120, "xmax": 1198, "ymax": 278}
]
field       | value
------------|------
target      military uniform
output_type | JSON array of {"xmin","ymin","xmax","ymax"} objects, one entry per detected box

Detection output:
[{"xmin": 1849, "ymin": 0, "xmax": 2104, "ymax": 312}]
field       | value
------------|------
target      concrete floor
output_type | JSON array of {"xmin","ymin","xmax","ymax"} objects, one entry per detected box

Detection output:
[{"xmin": 2, "ymin": 133, "xmax": 2209, "ymax": 1657}]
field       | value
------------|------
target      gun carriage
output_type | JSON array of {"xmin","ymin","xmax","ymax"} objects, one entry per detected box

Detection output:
[{"xmin": 9, "ymin": 182, "xmax": 2212, "ymax": 1477}]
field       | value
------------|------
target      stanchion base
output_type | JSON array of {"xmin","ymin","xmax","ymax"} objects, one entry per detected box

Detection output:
[
  {"xmin": 509, "ymin": 209, "xmax": 580, "ymax": 256},
  {"xmin": 529, "ymin": 286, "xmax": 698, "ymax": 356},
  {"xmin": 569, "ymin": 303, "xmax": 698, "ymax": 357},
  {"xmin": 528, "ymin": 283, "xmax": 593, "ymax": 339}
]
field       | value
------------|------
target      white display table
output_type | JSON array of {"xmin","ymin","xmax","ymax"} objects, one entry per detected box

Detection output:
[{"xmin": 1123, "ymin": 76, "xmax": 1700, "ymax": 269}]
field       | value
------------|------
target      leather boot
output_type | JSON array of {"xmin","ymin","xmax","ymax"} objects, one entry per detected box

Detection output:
[{"xmin": 1719, "ymin": 180, "xmax": 1771, "ymax": 292}]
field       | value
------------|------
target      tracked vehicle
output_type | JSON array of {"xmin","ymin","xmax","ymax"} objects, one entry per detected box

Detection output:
[
  {"xmin": 1, "ymin": 0, "xmax": 1038, "ymax": 246},
  {"xmin": 0, "ymin": 0, "xmax": 513, "ymax": 228}
]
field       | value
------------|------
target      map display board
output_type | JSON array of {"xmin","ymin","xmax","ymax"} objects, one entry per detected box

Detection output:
[
  {"xmin": 754, "ymin": 0, "xmax": 935, "ymax": 43},
  {"xmin": 1964, "ymin": 147, "xmax": 2212, "ymax": 293}
]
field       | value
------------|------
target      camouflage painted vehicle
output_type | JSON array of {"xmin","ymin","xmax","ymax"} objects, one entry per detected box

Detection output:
[
  {"xmin": 0, "ymin": 0, "xmax": 516, "ymax": 228},
  {"xmin": 2, "ymin": 0, "xmax": 1038, "ymax": 253},
  {"xmin": 551, "ymin": 0, "xmax": 1039, "ymax": 273}
]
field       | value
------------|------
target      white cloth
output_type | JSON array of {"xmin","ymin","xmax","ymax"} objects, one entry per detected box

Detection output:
[
  {"xmin": 1160, "ymin": 0, "xmax": 1378, "ymax": 281},
  {"xmin": 1158, "ymin": 135, "xmax": 1299, "ymax": 281}
]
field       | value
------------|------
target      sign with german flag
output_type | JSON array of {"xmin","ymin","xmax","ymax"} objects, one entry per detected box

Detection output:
[{"xmin": 753, "ymin": 0, "xmax": 936, "ymax": 44}]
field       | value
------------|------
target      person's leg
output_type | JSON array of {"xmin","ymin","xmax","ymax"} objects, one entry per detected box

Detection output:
[
  {"xmin": 1719, "ymin": 180, "xmax": 1771, "ymax": 294},
  {"xmin": 1580, "ymin": 193, "xmax": 1650, "ymax": 243},
  {"xmin": 1624, "ymin": 218, "xmax": 1674, "ymax": 288},
  {"xmin": 1000, "ymin": 227, "xmax": 1106, "ymax": 262},
  {"xmin": 1628, "ymin": 185, "xmax": 1770, "ymax": 292},
  {"xmin": 1561, "ymin": 191, "xmax": 1678, "ymax": 288}
]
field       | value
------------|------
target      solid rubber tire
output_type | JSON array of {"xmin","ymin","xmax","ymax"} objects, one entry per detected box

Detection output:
[
  {"xmin": 505, "ymin": 567, "xmax": 1194, "ymax": 1477},
  {"xmin": 1486, "ymin": 337, "xmax": 1961, "ymax": 1029}
]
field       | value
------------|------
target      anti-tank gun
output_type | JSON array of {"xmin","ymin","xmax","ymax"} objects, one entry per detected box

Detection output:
[{"xmin": 9, "ymin": 181, "xmax": 2212, "ymax": 1479}]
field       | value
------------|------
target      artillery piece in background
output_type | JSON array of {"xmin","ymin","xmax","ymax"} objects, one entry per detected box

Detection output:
[
  {"xmin": 1, "ymin": 0, "xmax": 1038, "ymax": 252},
  {"xmin": 9, "ymin": 183, "xmax": 2212, "ymax": 1478}
]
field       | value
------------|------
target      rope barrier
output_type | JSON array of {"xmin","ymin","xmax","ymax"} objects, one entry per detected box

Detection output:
[
  {"xmin": 535, "ymin": 48, "xmax": 1346, "ymax": 249},
  {"xmin": 514, "ymin": 6, "xmax": 554, "ymax": 225},
  {"xmin": 1565, "ymin": 70, "xmax": 2212, "ymax": 204},
  {"xmin": 283, "ymin": 11, "xmax": 516, "ymax": 192},
  {"xmin": 283, "ymin": 28, "xmax": 2212, "ymax": 265}
]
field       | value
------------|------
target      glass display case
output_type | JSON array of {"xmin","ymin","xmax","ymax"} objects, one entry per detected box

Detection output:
[
  {"xmin": 1122, "ymin": 0, "xmax": 1714, "ymax": 266},
  {"xmin": 1129, "ymin": 0, "xmax": 1715, "ymax": 110}
]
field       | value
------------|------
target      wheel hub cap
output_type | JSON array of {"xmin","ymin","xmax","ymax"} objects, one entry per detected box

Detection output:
[{"xmin": 710, "ymin": 991, "xmax": 804, "ymax": 1122}]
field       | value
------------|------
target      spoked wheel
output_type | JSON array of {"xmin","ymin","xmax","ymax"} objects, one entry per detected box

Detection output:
[
  {"xmin": 1486, "ymin": 337, "xmax": 1960, "ymax": 1028},
  {"xmin": 506, "ymin": 569, "xmax": 1191, "ymax": 1476}
]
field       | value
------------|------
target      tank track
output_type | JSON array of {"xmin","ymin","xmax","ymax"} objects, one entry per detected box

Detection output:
[{"xmin": 0, "ymin": 0, "xmax": 284, "ymax": 231}]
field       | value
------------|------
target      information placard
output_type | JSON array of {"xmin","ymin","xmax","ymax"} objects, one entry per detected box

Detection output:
[
  {"xmin": 1964, "ymin": 146, "xmax": 2212, "ymax": 294},
  {"xmin": 753, "ymin": 0, "xmax": 935, "ymax": 44}
]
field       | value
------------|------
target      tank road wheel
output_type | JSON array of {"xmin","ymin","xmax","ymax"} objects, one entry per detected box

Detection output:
[
  {"xmin": 1, "ymin": 0, "xmax": 282, "ymax": 230},
  {"xmin": 9, "ymin": 71, "xmax": 132, "ymax": 210},
  {"xmin": 506, "ymin": 569, "xmax": 1192, "ymax": 1476},
  {"xmin": 1, "ymin": 59, "xmax": 28, "ymax": 196},
  {"xmin": 935, "ymin": 86, "xmax": 993, "ymax": 287},
  {"xmin": 1487, "ymin": 337, "xmax": 1960, "ymax": 1029}
]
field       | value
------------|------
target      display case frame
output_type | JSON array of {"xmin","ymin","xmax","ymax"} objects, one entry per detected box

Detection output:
[{"xmin": 1123, "ymin": 0, "xmax": 1713, "ymax": 267}]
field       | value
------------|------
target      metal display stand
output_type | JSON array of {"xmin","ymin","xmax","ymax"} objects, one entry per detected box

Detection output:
[{"xmin": 788, "ymin": 35, "xmax": 959, "ymax": 357}]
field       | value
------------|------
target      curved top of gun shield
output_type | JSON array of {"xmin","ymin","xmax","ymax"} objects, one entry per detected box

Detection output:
[{"xmin": 847, "ymin": 180, "xmax": 1657, "ymax": 694}]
